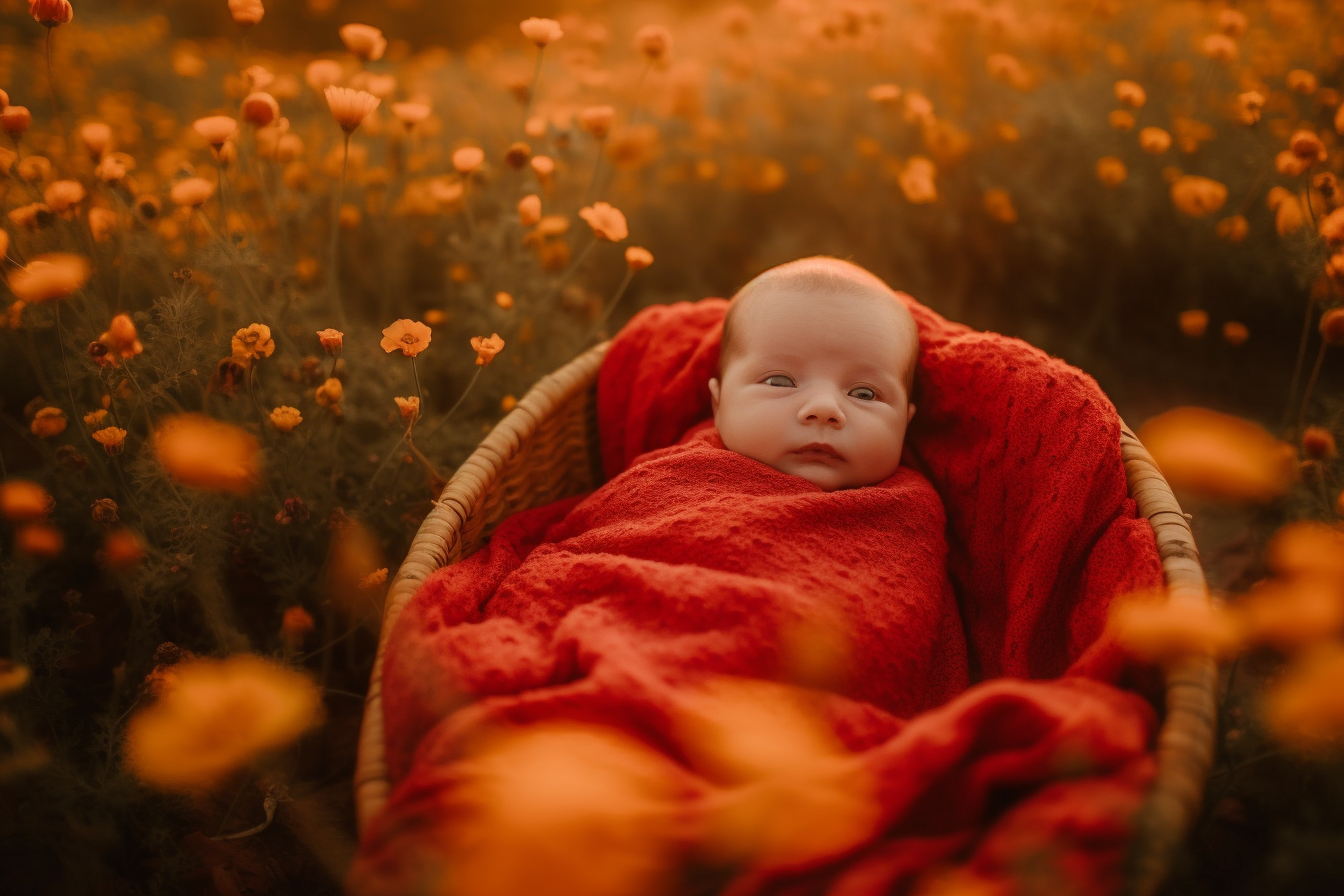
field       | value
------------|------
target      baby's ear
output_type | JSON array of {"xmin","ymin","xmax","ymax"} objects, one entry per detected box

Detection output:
[{"xmin": 708, "ymin": 378, "xmax": 721, "ymax": 416}]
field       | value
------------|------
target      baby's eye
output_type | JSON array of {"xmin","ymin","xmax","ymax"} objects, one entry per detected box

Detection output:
[
  {"xmin": 764, "ymin": 375, "xmax": 795, "ymax": 387},
  {"xmin": 848, "ymin": 386, "xmax": 877, "ymax": 401}
]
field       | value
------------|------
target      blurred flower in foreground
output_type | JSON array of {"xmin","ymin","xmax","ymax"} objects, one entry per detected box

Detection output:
[
  {"xmin": 680, "ymin": 677, "xmax": 880, "ymax": 869},
  {"xmin": 1108, "ymin": 592, "xmax": 1244, "ymax": 666},
  {"xmin": 0, "ymin": 480, "xmax": 53, "ymax": 522},
  {"xmin": 471, "ymin": 334, "xmax": 505, "ymax": 366},
  {"xmin": 440, "ymin": 723, "xmax": 680, "ymax": 896},
  {"xmin": 381, "ymin": 319, "xmax": 432, "ymax": 357},
  {"xmin": 1138, "ymin": 407, "xmax": 1297, "ymax": 502},
  {"xmin": 1262, "ymin": 645, "xmax": 1344, "ymax": 754},
  {"xmin": 7, "ymin": 253, "xmax": 91, "ymax": 302},
  {"xmin": 153, "ymin": 414, "xmax": 261, "ymax": 494},
  {"xmin": 122, "ymin": 655, "xmax": 322, "ymax": 791},
  {"xmin": 1265, "ymin": 522, "xmax": 1344, "ymax": 583}
]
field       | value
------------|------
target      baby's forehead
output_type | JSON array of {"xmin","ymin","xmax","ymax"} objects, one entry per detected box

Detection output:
[{"xmin": 737, "ymin": 285, "xmax": 916, "ymax": 339}]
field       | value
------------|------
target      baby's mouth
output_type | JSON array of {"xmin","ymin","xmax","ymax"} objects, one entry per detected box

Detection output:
[{"xmin": 792, "ymin": 442, "xmax": 843, "ymax": 462}]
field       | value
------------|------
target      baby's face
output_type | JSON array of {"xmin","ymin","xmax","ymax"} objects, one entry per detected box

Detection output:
[{"xmin": 708, "ymin": 288, "xmax": 917, "ymax": 491}]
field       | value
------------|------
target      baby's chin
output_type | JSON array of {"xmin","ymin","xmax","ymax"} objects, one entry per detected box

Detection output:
[{"xmin": 774, "ymin": 457, "xmax": 864, "ymax": 492}]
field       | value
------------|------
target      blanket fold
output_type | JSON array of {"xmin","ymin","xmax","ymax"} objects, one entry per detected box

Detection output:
[{"xmin": 350, "ymin": 294, "xmax": 1167, "ymax": 896}]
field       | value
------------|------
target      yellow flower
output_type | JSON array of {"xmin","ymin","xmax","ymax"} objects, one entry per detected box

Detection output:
[
  {"xmin": 92, "ymin": 427, "xmax": 128, "ymax": 456},
  {"xmin": 7, "ymin": 253, "xmax": 91, "ymax": 302},
  {"xmin": 231, "ymin": 323, "xmax": 275, "ymax": 361},
  {"xmin": 578, "ymin": 202, "xmax": 629, "ymax": 241},
  {"xmin": 269, "ymin": 406, "xmax": 303, "ymax": 433},
  {"xmin": 153, "ymin": 414, "xmax": 261, "ymax": 494},
  {"xmin": 30, "ymin": 407, "xmax": 67, "ymax": 438},
  {"xmin": 122, "ymin": 655, "xmax": 322, "ymax": 792},
  {"xmin": 339, "ymin": 23, "xmax": 387, "ymax": 62},
  {"xmin": 0, "ymin": 479, "xmax": 53, "ymax": 522},
  {"xmin": 519, "ymin": 17, "xmax": 564, "ymax": 46},
  {"xmin": 324, "ymin": 86, "xmax": 380, "ymax": 133},
  {"xmin": 380, "ymin": 319, "xmax": 432, "ymax": 357},
  {"xmin": 471, "ymin": 333, "xmax": 506, "ymax": 366},
  {"xmin": 624, "ymin": 246, "xmax": 654, "ymax": 271}
]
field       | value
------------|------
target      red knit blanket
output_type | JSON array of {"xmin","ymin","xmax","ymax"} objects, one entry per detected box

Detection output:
[{"xmin": 350, "ymin": 296, "xmax": 1165, "ymax": 896}]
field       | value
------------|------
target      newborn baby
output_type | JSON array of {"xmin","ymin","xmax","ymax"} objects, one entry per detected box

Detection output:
[{"xmin": 709, "ymin": 257, "xmax": 919, "ymax": 491}]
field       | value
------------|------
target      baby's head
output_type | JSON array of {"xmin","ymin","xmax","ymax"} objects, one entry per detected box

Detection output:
[{"xmin": 708, "ymin": 257, "xmax": 919, "ymax": 491}]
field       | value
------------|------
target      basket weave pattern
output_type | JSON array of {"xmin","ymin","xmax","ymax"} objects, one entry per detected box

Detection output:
[{"xmin": 353, "ymin": 348, "xmax": 1216, "ymax": 896}]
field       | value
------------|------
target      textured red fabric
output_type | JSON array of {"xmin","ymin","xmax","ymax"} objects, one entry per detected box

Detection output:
[{"xmin": 350, "ymin": 296, "xmax": 1166, "ymax": 896}]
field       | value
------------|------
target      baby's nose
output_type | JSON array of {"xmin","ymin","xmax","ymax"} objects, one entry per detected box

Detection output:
[{"xmin": 798, "ymin": 390, "xmax": 845, "ymax": 427}]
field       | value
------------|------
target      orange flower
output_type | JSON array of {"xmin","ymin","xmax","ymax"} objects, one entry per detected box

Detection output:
[
  {"xmin": 0, "ymin": 659, "xmax": 31, "ymax": 697},
  {"xmin": 578, "ymin": 105, "xmax": 615, "ymax": 139},
  {"xmin": 471, "ymin": 333, "xmax": 505, "ymax": 366},
  {"xmin": 1265, "ymin": 522, "xmax": 1344, "ymax": 582},
  {"xmin": 1262, "ymin": 645, "xmax": 1344, "ymax": 753},
  {"xmin": 1236, "ymin": 91, "xmax": 1265, "ymax": 126},
  {"xmin": 1238, "ymin": 579, "xmax": 1344, "ymax": 651},
  {"xmin": 1170, "ymin": 175, "xmax": 1227, "ymax": 217},
  {"xmin": 1276, "ymin": 150, "xmax": 1312, "ymax": 178},
  {"xmin": 1137, "ymin": 406, "xmax": 1296, "ymax": 502},
  {"xmin": 1138, "ymin": 127, "xmax": 1172, "ymax": 154},
  {"xmin": 1275, "ymin": 194, "xmax": 1306, "ymax": 236},
  {"xmin": 89, "ymin": 207, "xmax": 118, "ymax": 242},
  {"xmin": 91, "ymin": 498, "xmax": 119, "ymax": 525},
  {"xmin": 29, "ymin": 0, "xmax": 72, "ymax": 27},
  {"xmin": 240, "ymin": 92, "xmax": 280, "ymax": 127},
  {"xmin": 380, "ymin": 319, "xmax": 432, "ymax": 357},
  {"xmin": 625, "ymin": 246, "xmax": 654, "ymax": 271},
  {"xmin": 394, "ymin": 396, "xmax": 419, "ymax": 424},
  {"xmin": 1222, "ymin": 321, "xmax": 1249, "ymax": 346},
  {"xmin": 15, "ymin": 523, "xmax": 63, "ymax": 558},
  {"xmin": 1107, "ymin": 593, "xmax": 1244, "ymax": 665},
  {"xmin": 1319, "ymin": 308, "xmax": 1344, "ymax": 345},
  {"xmin": 280, "ymin": 606, "xmax": 315, "ymax": 650},
  {"xmin": 43, "ymin": 180, "xmax": 85, "ymax": 213},
  {"xmin": 452, "ymin": 146, "xmax": 485, "ymax": 173},
  {"xmin": 1114, "ymin": 80, "xmax": 1147, "ymax": 108},
  {"xmin": 359, "ymin": 567, "xmax": 388, "ymax": 591},
  {"xmin": 324, "ymin": 86, "xmax": 380, "ymax": 133},
  {"xmin": 0, "ymin": 479, "xmax": 53, "ymax": 522},
  {"xmin": 1320, "ymin": 208, "xmax": 1344, "ymax": 245},
  {"xmin": 317, "ymin": 328, "xmax": 344, "ymax": 355},
  {"xmin": 1200, "ymin": 33, "xmax": 1238, "ymax": 62},
  {"xmin": 101, "ymin": 528, "xmax": 147, "ymax": 571},
  {"xmin": 92, "ymin": 427, "xmax": 128, "ymax": 456},
  {"xmin": 390, "ymin": 102, "xmax": 431, "ymax": 128},
  {"xmin": 982, "ymin": 189, "xmax": 1017, "ymax": 224},
  {"xmin": 231, "ymin": 323, "xmax": 275, "ymax": 361},
  {"xmin": 866, "ymin": 84, "xmax": 901, "ymax": 105},
  {"xmin": 519, "ymin": 17, "xmax": 564, "ymax": 46},
  {"xmin": 228, "ymin": 0, "xmax": 264, "ymax": 27},
  {"xmin": 122, "ymin": 655, "xmax": 322, "ymax": 791},
  {"xmin": 7, "ymin": 253, "xmax": 91, "ymax": 302},
  {"xmin": 1, "ymin": 105, "xmax": 32, "ymax": 139},
  {"xmin": 438, "ymin": 723, "xmax": 680, "ymax": 896},
  {"xmin": 315, "ymin": 378, "xmax": 343, "ymax": 408},
  {"xmin": 1177, "ymin": 309, "xmax": 1209, "ymax": 338},
  {"xmin": 1108, "ymin": 110, "xmax": 1135, "ymax": 132},
  {"xmin": 102, "ymin": 313, "xmax": 143, "ymax": 360},
  {"xmin": 494, "ymin": 291, "xmax": 515, "ymax": 309},
  {"xmin": 170, "ymin": 177, "xmax": 215, "ymax": 208},
  {"xmin": 1288, "ymin": 129, "xmax": 1327, "ymax": 164},
  {"xmin": 192, "ymin": 116, "xmax": 237, "ymax": 148},
  {"xmin": 634, "ymin": 25, "xmax": 673, "ymax": 63},
  {"xmin": 1096, "ymin": 156, "xmax": 1127, "ymax": 187},
  {"xmin": 84, "ymin": 410, "xmax": 108, "ymax": 427},
  {"xmin": 305, "ymin": 59, "xmax": 344, "ymax": 92},
  {"xmin": 153, "ymin": 414, "xmax": 261, "ymax": 494},
  {"xmin": 1215, "ymin": 215, "xmax": 1249, "ymax": 243},
  {"xmin": 77, "ymin": 121, "xmax": 113, "ymax": 159},
  {"xmin": 269, "ymin": 406, "xmax": 303, "ymax": 433},
  {"xmin": 339, "ymin": 23, "xmax": 387, "ymax": 61},
  {"xmin": 899, "ymin": 156, "xmax": 939, "ymax": 203},
  {"xmin": 518, "ymin": 194, "xmax": 542, "ymax": 226},
  {"xmin": 1286, "ymin": 69, "xmax": 1318, "ymax": 95},
  {"xmin": 30, "ymin": 407, "xmax": 67, "ymax": 438}
]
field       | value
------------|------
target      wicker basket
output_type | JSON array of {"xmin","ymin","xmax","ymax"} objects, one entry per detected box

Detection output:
[{"xmin": 353, "ymin": 341, "xmax": 1217, "ymax": 896}]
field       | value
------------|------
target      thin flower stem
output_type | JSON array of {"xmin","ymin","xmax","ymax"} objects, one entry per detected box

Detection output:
[
  {"xmin": 582, "ymin": 137, "xmax": 607, "ymax": 207},
  {"xmin": 520, "ymin": 47, "xmax": 546, "ymax": 131},
  {"xmin": 411, "ymin": 356, "xmax": 425, "ymax": 416},
  {"xmin": 1295, "ymin": 340, "xmax": 1328, "ymax": 435},
  {"xmin": 417, "ymin": 366, "xmax": 483, "ymax": 442},
  {"xmin": 54, "ymin": 304, "xmax": 101, "ymax": 462},
  {"xmin": 45, "ymin": 28, "xmax": 67, "ymax": 145},
  {"xmin": 583, "ymin": 267, "xmax": 637, "ymax": 344},
  {"xmin": 331, "ymin": 133, "xmax": 351, "ymax": 327},
  {"xmin": 1281, "ymin": 297, "xmax": 1316, "ymax": 436},
  {"xmin": 628, "ymin": 62, "xmax": 652, "ymax": 127},
  {"xmin": 246, "ymin": 365, "xmax": 267, "ymax": 421},
  {"xmin": 547, "ymin": 236, "xmax": 598, "ymax": 302},
  {"xmin": 461, "ymin": 176, "xmax": 477, "ymax": 240}
]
